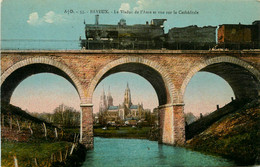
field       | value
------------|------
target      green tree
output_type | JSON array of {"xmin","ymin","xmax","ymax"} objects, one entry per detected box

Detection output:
[{"xmin": 50, "ymin": 104, "xmax": 80, "ymax": 127}]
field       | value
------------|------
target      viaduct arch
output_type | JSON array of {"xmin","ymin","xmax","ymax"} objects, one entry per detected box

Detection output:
[
  {"xmin": 86, "ymin": 57, "xmax": 180, "ymax": 145},
  {"xmin": 0, "ymin": 57, "xmax": 87, "ymax": 144},
  {"xmin": 1, "ymin": 57, "xmax": 86, "ymax": 103},
  {"xmin": 87, "ymin": 57, "xmax": 177, "ymax": 105},
  {"xmin": 181, "ymin": 56, "xmax": 260, "ymax": 102},
  {"xmin": 1, "ymin": 50, "xmax": 259, "ymax": 149}
]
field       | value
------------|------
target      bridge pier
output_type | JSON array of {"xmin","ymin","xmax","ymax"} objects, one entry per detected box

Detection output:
[
  {"xmin": 80, "ymin": 104, "xmax": 94, "ymax": 150},
  {"xmin": 172, "ymin": 104, "xmax": 186, "ymax": 145},
  {"xmin": 158, "ymin": 103, "xmax": 185, "ymax": 146}
]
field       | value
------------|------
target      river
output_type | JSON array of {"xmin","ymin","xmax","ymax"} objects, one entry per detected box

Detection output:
[{"xmin": 82, "ymin": 137, "xmax": 235, "ymax": 167}]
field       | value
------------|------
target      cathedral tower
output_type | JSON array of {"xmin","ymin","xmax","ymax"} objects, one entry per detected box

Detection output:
[
  {"xmin": 107, "ymin": 86, "xmax": 113, "ymax": 106},
  {"xmin": 99, "ymin": 86, "xmax": 107, "ymax": 113},
  {"xmin": 124, "ymin": 83, "xmax": 132, "ymax": 108}
]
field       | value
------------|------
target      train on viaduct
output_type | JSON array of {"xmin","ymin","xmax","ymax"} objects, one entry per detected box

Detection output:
[{"xmin": 80, "ymin": 15, "xmax": 260, "ymax": 50}]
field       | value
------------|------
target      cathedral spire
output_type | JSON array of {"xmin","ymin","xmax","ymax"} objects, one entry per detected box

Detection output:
[
  {"xmin": 124, "ymin": 82, "xmax": 132, "ymax": 108},
  {"xmin": 107, "ymin": 85, "xmax": 113, "ymax": 106},
  {"xmin": 108, "ymin": 86, "xmax": 111, "ymax": 96},
  {"xmin": 99, "ymin": 85, "xmax": 107, "ymax": 113}
]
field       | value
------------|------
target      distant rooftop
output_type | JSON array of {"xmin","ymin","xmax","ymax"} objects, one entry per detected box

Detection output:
[
  {"xmin": 130, "ymin": 105, "xmax": 138, "ymax": 109},
  {"xmin": 108, "ymin": 106, "xmax": 119, "ymax": 110}
]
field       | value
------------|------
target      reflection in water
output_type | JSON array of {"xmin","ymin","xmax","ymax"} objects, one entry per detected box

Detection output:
[
  {"xmin": 158, "ymin": 144, "xmax": 167, "ymax": 165},
  {"xmin": 82, "ymin": 137, "xmax": 234, "ymax": 167}
]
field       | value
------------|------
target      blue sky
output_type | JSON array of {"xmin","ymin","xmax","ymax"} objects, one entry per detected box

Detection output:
[
  {"xmin": 10, "ymin": 72, "xmax": 234, "ymax": 117},
  {"xmin": 10, "ymin": 72, "xmax": 159, "ymax": 114},
  {"xmin": 3, "ymin": 0, "xmax": 259, "ymax": 116},
  {"xmin": 1, "ymin": 0, "xmax": 260, "ymax": 41}
]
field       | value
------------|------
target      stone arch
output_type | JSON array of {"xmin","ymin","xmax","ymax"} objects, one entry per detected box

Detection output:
[
  {"xmin": 180, "ymin": 56, "xmax": 260, "ymax": 102},
  {"xmin": 87, "ymin": 56, "xmax": 177, "ymax": 106},
  {"xmin": 1, "ymin": 57, "xmax": 86, "ymax": 103}
]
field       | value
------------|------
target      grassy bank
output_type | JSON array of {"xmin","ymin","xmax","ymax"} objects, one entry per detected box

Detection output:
[
  {"xmin": 187, "ymin": 101, "xmax": 259, "ymax": 165},
  {"xmin": 94, "ymin": 126, "xmax": 152, "ymax": 139},
  {"xmin": 1, "ymin": 103, "xmax": 85, "ymax": 167},
  {"xmin": 1, "ymin": 141, "xmax": 72, "ymax": 167}
]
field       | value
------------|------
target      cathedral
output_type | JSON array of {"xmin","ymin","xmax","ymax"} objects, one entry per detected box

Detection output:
[{"xmin": 99, "ymin": 83, "xmax": 151, "ymax": 124}]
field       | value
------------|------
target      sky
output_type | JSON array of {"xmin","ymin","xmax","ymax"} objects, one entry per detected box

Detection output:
[
  {"xmin": 1, "ymin": 0, "xmax": 260, "ymax": 42},
  {"xmin": 184, "ymin": 72, "xmax": 234, "ymax": 116},
  {"xmin": 92, "ymin": 72, "xmax": 158, "ymax": 113},
  {"xmin": 2, "ymin": 0, "xmax": 259, "ymax": 116},
  {"xmin": 10, "ymin": 71, "xmax": 234, "ymax": 117},
  {"xmin": 10, "ymin": 72, "xmax": 159, "ymax": 114}
]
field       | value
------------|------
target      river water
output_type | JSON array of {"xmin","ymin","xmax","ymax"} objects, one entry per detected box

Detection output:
[{"xmin": 82, "ymin": 137, "xmax": 234, "ymax": 167}]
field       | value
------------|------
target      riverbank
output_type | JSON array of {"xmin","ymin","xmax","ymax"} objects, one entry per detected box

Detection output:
[
  {"xmin": 1, "ymin": 103, "xmax": 86, "ymax": 167},
  {"xmin": 186, "ymin": 100, "xmax": 259, "ymax": 165},
  {"xmin": 1, "ymin": 140, "xmax": 87, "ymax": 167},
  {"xmin": 1, "ymin": 141, "xmax": 71, "ymax": 166},
  {"xmin": 94, "ymin": 126, "xmax": 159, "ymax": 140}
]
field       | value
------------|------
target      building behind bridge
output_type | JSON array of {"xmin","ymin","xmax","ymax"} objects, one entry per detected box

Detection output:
[{"xmin": 98, "ymin": 83, "xmax": 151, "ymax": 125}]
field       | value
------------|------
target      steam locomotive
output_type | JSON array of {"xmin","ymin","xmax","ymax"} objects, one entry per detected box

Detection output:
[{"xmin": 80, "ymin": 15, "xmax": 260, "ymax": 50}]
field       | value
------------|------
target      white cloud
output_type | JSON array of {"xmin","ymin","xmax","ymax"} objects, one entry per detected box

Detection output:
[
  {"xmin": 27, "ymin": 11, "xmax": 66, "ymax": 26},
  {"xmin": 43, "ymin": 11, "xmax": 65, "ymax": 24},
  {"xmin": 133, "ymin": 0, "xmax": 149, "ymax": 11},
  {"xmin": 119, "ymin": 3, "xmax": 130, "ymax": 11},
  {"xmin": 27, "ymin": 12, "xmax": 41, "ymax": 25},
  {"xmin": 43, "ymin": 11, "xmax": 56, "ymax": 23}
]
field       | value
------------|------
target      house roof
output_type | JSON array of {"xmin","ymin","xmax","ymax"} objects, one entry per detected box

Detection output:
[
  {"xmin": 130, "ymin": 105, "xmax": 138, "ymax": 109},
  {"xmin": 108, "ymin": 106, "xmax": 119, "ymax": 110},
  {"xmin": 125, "ymin": 117, "xmax": 138, "ymax": 121}
]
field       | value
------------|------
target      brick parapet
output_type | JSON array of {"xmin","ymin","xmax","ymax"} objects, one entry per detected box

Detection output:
[{"xmin": 2, "ymin": 49, "xmax": 260, "ymax": 54}]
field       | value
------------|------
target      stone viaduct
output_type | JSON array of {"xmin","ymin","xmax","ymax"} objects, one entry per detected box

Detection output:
[{"xmin": 1, "ymin": 50, "xmax": 260, "ymax": 149}]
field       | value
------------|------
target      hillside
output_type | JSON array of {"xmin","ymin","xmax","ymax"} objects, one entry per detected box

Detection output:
[
  {"xmin": 186, "ymin": 99, "xmax": 247, "ymax": 140},
  {"xmin": 187, "ymin": 100, "xmax": 259, "ymax": 165},
  {"xmin": 1, "ymin": 102, "xmax": 86, "ymax": 167}
]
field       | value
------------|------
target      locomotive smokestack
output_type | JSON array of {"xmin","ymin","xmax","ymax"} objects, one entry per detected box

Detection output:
[{"xmin": 95, "ymin": 15, "xmax": 99, "ymax": 25}]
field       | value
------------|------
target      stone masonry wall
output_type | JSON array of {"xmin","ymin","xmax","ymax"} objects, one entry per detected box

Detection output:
[{"xmin": 1, "ymin": 50, "xmax": 259, "ymax": 148}]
